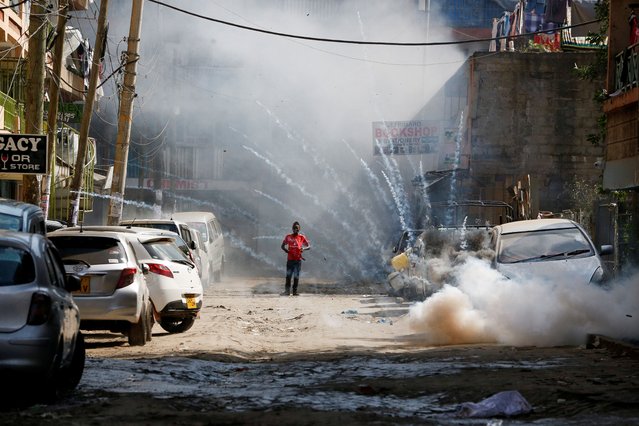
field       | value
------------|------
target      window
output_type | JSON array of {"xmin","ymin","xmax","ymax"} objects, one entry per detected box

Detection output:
[
  {"xmin": 166, "ymin": 146, "xmax": 195, "ymax": 179},
  {"xmin": 0, "ymin": 246, "xmax": 35, "ymax": 285},
  {"xmin": 0, "ymin": 213, "xmax": 21, "ymax": 231},
  {"xmin": 187, "ymin": 222, "xmax": 208, "ymax": 242},
  {"xmin": 50, "ymin": 236, "xmax": 127, "ymax": 264},
  {"xmin": 44, "ymin": 245, "xmax": 66, "ymax": 288},
  {"xmin": 498, "ymin": 228, "xmax": 593, "ymax": 264},
  {"xmin": 207, "ymin": 221, "xmax": 218, "ymax": 239},
  {"xmin": 143, "ymin": 240, "xmax": 188, "ymax": 261}
]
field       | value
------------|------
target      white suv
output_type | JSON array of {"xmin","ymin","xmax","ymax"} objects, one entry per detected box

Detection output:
[{"xmin": 172, "ymin": 211, "xmax": 225, "ymax": 284}]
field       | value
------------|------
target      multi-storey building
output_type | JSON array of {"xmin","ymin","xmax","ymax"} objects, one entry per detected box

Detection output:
[
  {"xmin": 0, "ymin": 0, "xmax": 98, "ymax": 223},
  {"xmin": 601, "ymin": 0, "xmax": 639, "ymax": 270}
]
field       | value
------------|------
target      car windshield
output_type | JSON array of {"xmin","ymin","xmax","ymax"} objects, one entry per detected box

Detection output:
[
  {"xmin": 0, "ymin": 246, "xmax": 35, "ymax": 285},
  {"xmin": 498, "ymin": 227, "xmax": 594, "ymax": 264},
  {"xmin": 143, "ymin": 240, "xmax": 189, "ymax": 262},
  {"xmin": 0, "ymin": 213, "xmax": 22, "ymax": 231},
  {"xmin": 50, "ymin": 236, "xmax": 127, "ymax": 264}
]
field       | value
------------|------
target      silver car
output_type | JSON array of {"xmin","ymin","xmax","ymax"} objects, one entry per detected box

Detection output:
[
  {"xmin": 0, "ymin": 231, "xmax": 85, "ymax": 398},
  {"xmin": 48, "ymin": 228, "xmax": 153, "ymax": 346},
  {"xmin": 490, "ymin": 218, "xmax": 613, "ymax": 285}
]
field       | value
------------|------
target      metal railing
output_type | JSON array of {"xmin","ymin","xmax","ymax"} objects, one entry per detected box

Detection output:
[{"xmin": 614, "ymin": 43, "xmax": 639, "ymax": 93}]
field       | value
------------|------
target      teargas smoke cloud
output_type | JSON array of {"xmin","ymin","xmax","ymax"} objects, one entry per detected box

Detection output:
[
  {"xmin": 408, "ymin": 255, "xmax": 639, "ymax": 346},
  {"xmin": 93, "ymin": 0, "xmax": 466, "ymax": 281}
]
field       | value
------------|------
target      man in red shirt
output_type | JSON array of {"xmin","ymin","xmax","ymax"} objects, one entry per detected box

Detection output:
[{"xmin": 280, "ymin": 221, "xmax": 311, "ymax": 296}]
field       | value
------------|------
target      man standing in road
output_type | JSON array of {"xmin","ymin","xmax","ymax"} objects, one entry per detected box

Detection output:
[{"xmin": 281, "ymin": 221, "xmax": 310, "ymax": 296}]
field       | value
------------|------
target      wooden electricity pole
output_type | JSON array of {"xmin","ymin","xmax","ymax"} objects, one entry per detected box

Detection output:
[
  {"xmin": 41, "ymin": 0, "xmax": 68, "ymax": 220},
  {"xmin": 23, "ymin": 0, "xmax": 48, "ymax": 205},
  {"xmin": 67, "ymin": 0, "xmax": 109, "ymax": 226},
  {"xmin": 106, "ymin": 0, "xmax": 144, "ymax": 225}
]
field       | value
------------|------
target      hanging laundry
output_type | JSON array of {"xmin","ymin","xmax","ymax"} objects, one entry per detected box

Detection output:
[
  {"xmin": 525, "ymin": 10, "xmax": 544, "ymax": 33},
  {"xmin": 544, "ymin": 0, "xmax": 569, "ymax": 25}
]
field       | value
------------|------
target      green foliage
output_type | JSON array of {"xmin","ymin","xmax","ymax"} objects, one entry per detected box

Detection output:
[
  {"xmin": 524, "ymin": 40, "xmax": 553, "ymax": 52},
  {"xmin": 572, "ymin": 0, "xmax": 609, "ymax": 147}
]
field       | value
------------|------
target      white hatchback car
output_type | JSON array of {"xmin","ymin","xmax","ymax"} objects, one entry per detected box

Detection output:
[
  {"xmin": 132, "ymin": 234, "xmax": 203, "ymax": 333},
  {"xmin": 119, "ymin": 218, "xmax": 210, "ymax": 284},
  {"xmin": 490, "ymin": 218, "xmax": 613, "ymax": 285}
]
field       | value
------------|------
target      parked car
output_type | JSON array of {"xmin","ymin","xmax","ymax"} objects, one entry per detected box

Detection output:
[
  {"xmin": 0, "ymin": 231, "xmax": 85, "ymax": 398},
  {"xmin": 48, "ymin": 227, "xmax": 153, "ymax": 346},
  {"xmin": 86, "ymin": 226, "xmax": 204, "ymax": 333},
  {"xmin": 133, "ymin": 234, "xmax": 203, "ymax": 333},
  {"xmin": 489, "ymin": 218, "xmax": 613, "ymax": 285},
  {"xmin": 119, "ymin": 218, "xmax": 210, "ymax": 283},
  {"xmin": 0, "ymin": 198, "xmax": 46, "ymax": 235},
  {"xmin": 173, "ymin": 211, "xmax": 225, "ymax": 283}
]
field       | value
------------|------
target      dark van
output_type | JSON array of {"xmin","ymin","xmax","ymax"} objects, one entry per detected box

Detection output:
[{"xmin": 0, "ymin": 198, "xmax": 46, "ymax": 235}]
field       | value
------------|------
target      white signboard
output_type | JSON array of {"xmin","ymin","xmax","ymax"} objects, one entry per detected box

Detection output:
[{"xmin": 372, "ymin": 120, "xmax": 440, "ymax": 156}]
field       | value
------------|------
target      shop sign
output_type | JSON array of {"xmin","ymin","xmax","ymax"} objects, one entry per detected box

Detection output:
[{"xmin": 0, "ymin": 134, "xmax": 47, "ymax": 174}]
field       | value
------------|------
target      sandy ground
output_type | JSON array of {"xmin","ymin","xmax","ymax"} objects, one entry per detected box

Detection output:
[
  {"xmin": 2, "ymin": 276, "xmax": 639, "ymax": 425},
  {"xmin": 85, "ymin": 277, "xmax": 417, "ymax": 361}
]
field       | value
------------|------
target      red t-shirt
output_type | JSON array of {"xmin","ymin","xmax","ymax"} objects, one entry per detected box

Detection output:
[{"xmin": 282, "ymin": 233, "xmax": 309, "ymax": 261}]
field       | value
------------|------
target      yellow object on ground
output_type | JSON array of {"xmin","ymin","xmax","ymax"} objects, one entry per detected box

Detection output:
[{"xmin": 391, "ymin": 252, "xmax": 410, "ymax": 271}]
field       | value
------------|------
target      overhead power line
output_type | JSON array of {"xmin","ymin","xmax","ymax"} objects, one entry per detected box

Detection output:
[{"xmin": 147, "ymin": 0, "xmax": 601, "ymax": 47}]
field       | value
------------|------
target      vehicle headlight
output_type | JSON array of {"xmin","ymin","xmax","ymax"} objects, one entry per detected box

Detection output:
[{"xmin": 589, "ymin": 266, "xmax": 605, "ymax": 285}]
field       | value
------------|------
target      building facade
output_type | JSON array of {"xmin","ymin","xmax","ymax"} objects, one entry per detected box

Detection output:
[{"xmin": 0, "ymin": 0, "xmax": 97, "ymax": 223}]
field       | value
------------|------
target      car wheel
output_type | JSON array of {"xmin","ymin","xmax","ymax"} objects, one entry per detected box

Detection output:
[
  {"xmin": 159, "ymin": 316, "xmax": 196, "ymax": 333},
  {"xmin": 59, "ymin": 332, "xmax": 86, "ymax": 392},
  {"xmin": 128, "ymin": 306, "xmax": 148, "ymax": 346}
]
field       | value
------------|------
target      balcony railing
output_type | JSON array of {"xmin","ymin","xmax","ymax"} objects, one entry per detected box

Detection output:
[{"xmin": 614, "ymin": 43, "xmax": 639, "ymax": 93}]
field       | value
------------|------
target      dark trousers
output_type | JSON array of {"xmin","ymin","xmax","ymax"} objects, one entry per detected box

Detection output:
[{"xmin": 285, "ymin": 260, "xmax": 302, "ymax": 293}]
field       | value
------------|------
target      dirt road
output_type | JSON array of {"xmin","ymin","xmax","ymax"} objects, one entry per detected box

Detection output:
[{"xmin": 2, "ymin": 276, "xmax": 639, "ymax": 425}]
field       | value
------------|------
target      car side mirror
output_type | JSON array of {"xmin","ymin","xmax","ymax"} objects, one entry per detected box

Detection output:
[
  {"xmin": 141, "ymin": 263, "xmax": 150, "ymax": 274},
  {"xmin": 65, "ymin": 274, "xmax": 82, "ymax": 292},
  {"xmin": 190, "ymin": 241, "xmax": 197, "ymax": 250},
  {"xmin": 599, "ymin": 245, "xmax": 614, "ymax": 256}
]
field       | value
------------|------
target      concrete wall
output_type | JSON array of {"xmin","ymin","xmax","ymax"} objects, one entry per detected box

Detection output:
[{"xmin": 467, "ymin": 51, "xmax": 605, "ymax": 214}]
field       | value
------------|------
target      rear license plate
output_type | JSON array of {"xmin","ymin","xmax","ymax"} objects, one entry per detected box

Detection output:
[
  {"xmin": 75, "ymin": 276, "xmax": 91, "ymax": 294},
  {"xmin": 186, "ymin": 296, "xmax": 196, "ymax": 309}
]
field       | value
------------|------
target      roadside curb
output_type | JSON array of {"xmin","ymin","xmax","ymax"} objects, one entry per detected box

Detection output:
[{"xmin": 586, "ymin": 334, "xmax": 639, "ymax": 358}]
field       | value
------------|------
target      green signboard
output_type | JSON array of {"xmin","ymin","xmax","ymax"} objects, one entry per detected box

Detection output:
[{"xmin": 43, "ymin": 102, "xmax": 83, "ymax": 124}]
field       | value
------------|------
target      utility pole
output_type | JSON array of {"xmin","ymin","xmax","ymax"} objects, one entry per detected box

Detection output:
[
  {"xmin": 107, "ymin": 0, "xmax": 144, "ymax": 225},
  {"xmin": 24, "ymin": 0, "xmax": 48, "ymax": 205},
  {"xmin": 67, "ymin": 0, "xmax": 109, "ymax": 226},
  {"xmin": 42, "ymin": 0, "xmax": 68, "ymax": 220}
]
